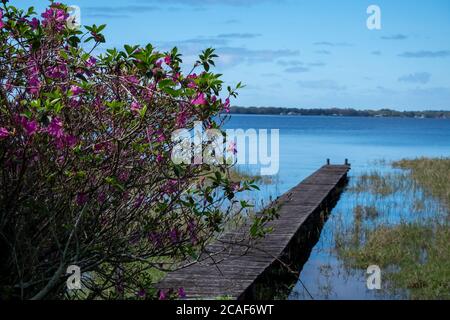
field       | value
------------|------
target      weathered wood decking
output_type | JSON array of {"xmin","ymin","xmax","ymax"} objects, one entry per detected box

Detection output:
[{"xmin": 158, "ymin": 164, "xmax": 350, "ymax": 299}]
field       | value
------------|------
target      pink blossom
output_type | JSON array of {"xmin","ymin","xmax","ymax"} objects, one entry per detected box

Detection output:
[
  {"xmin": 48, "ymin": 117, "xmax": 64, "ymax": 138},
  {"xmin": 172, "ymin": 72, "xmax": 180, "ymax": 82},
  {"xmin": 41, "ymin": 7, "xmax": 68, "ymax": 32},
  {"xmin": 178, "ymin": 288, "xmax": 186, "ymax": 299},
  {"xmin": 190, "ymin": 92, "xmax": 207, "ymax": 106},
  {"xmin": 55, "ymin": 134, "xmax": 77, "ymax": 150},
  {"xmin": 134, "ymin": 194, "xmax": 145, "ymax": 208},
  {"xmin": 87, "ymin": 56, "xmax": 97, "ymax": 67},
  {"xmin": 19, "ymin": 117, "xmax": 38, "ymax": 136},
  {"xmin": 169, "ymin": 228, "xmax": 179, "ymax": 244},
  {"xmin": 69, "ymin": 97, "xmax": 81, "ymax": 108},
  {"xmin": 176, "ymin": 111, "xmax": 188, "ymax": 128},
  {"xmin": 130, "ymin": 101, "xmax": 141, "ymax": 113},
  {"xmin": 223, "ymin": 98, "xmax": 231, "ymax": 113},
  {"xmin": 64, "ymin": 135, "xmax": 77, "ymax": 148},
  {"xmin": 157, "ymin": 133, "xmax": 165, "ymax": 143},
  {"xmin": 29, "ymin": 17, "xmax": 40, "ymax": 29},
  {"xmin": 27, "ymin": 76, "xmax": 41, "ymax": 95},
  {"xmin": 126, "ymin": 75, "xmax": 139, "ymax": 85},
  {"xmin": 137, "ymin": 289, "xmax": 146, "ymax": 298},
  {"xmin": 158, "ymin": 290, "xmax": 167, "ymax": 300},
  {"xmin": 94, "ymin": 142, "xmax": 111, "ymax": 153},
  {"xmin": 118, "ymin": 171, "xmax": 130, "ymax": 182},
  {"xmin": 98, "ymin": 192, "xmax": 106, "ymax": 204},
  {"xmin": 187, "ymin": 81, "xmax": 197, "ymax": 89},
  {"xmin": 0, "ymin": 127, "xmax": 9, "ymax": 140},
  {"xmin": 70, "ymin": 85, "xmax": 83, "ymax": 96},
  {"xmin": 0, "ymin": 10, "xmax": 4, "ymax": 29},
  {"xmin": 47, "ymin": 63, "xmax": 68, "ymax": 79},
  {"xmin": 164, "ymin": 55, "xmax": 171, "ymax": 65},
  {"xmin": 27, "ymin": 61, "xmax": 41, "ymax": 95},
  {"xmin": 162, "ymin": 179, "xmax": 178, "ymax": 194}
]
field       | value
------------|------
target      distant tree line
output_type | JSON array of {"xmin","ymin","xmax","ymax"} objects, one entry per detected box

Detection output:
[{"xmin": 228, "ymin": 106, "xmax": 450, "ymax": 119}]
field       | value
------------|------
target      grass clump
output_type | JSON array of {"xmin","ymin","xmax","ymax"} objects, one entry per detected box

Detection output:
[
  {"xmin": 393, "ymin": 157, "xmax": 450, "ymax": 207},
  {"xmin": 337, "ymin": 222, "xmax": 450, "ymax": 299},
  {"xmin": 336, "ymin": 157, "xmax": 450, "ymax": 300}
]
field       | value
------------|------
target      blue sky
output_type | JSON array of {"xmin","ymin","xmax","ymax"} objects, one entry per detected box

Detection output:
[{"xmin": 23, "ymin": 0, "xmax": 450, "ymax": 110}]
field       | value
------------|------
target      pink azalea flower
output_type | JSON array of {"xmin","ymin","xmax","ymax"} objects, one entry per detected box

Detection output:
[
  {"xmin": 29, "ymin": 17, "xmax": 40, "ymax": 29},
  {"xmin": 126, "ymin": 75, "xmax": 139, "ymax": 85},
  {"xmin": 47, "ymin": 64, "xmax": 68, "ymax": 79},
  {"xmin": 98, "ymin": 192, "xmax": 106, "ymax": 204},
  {"xmin": 158, "ymin": 290, "xmax": 167, "ymax": 300},
  {"xmin": 130, "ymin": 101, "xmax": 141, "ymax": 113},
  {"xmin": 69, "ymin": 97, "xmax": 81, "ymax": 108},
  {"xmin": 41, "ymin": 7, "xmax": 68, "ymax": 32},
  {"xmin": 178, "ymin": 288, "xmax": 186, "ymax": 299},
  {"xmin": 0, "ymin": 127, "xmax": 9, "ymax": 140},
  {"xmin": 134, "ymin": 194, "xmax": 145, "ymax": 208},
  {"xmin": 65, "ymin": 135, "xmax": 78, "ymax": 148},
  {"xmin": 223, "ymin": 98, "xmax": 231, "ymax": 113},
  {"xmin": 70, "ymin": 85, "xmax": 83, "ymax": 96},
  {"xmin": 0, "ymin": 10, "xmax": 4, "ymax": 29},
  {"xmin": 191, "ymin": 92, "xmax": 206, "ymax": 106},
  {"xmin": 176, "ymin": 111, "xmax": 188, "ymax": 128},
  {"xmin": 164, "ymin": 55, "xmax": 171, "ymax": 65},
  {"xmin": 27, "ymin": 76, "xmax": 41, "ymax": 95},
  {"xmin": 48, "ymin": 117, "xmax": 64, "ymax": 138},
  {"xmin": 87, "ymin": 56, "xmax": 97, "ymax": 67},
  {"xmin": 20, "ymin": 117, "xmax": 38, "ymax": 136},
  {"xmin": 169, "ymin": 228, "xmax": 179, "ymax": 244},
  {"xmin": 137, "ymin": 289, "xmax": 146, "ymax": 298},
  {"xmin": 157, "ymin": 133, "xmax": 165, "ymax": 143},
  {"xmin": 187, "ymin": 81, "xmax": 197, "ymax": 89},
  {"xmin": 172, "ymin": 72, "xmax": 180, "ymax": 82}
]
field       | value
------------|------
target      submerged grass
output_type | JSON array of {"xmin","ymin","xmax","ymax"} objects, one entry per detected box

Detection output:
[
  {"xmin": 393, "ymin": 157, "xmax": 450, "ymax": 207},
  {"xmin": 337, "ymin": 222, "xmax": 450, "ymax": 299},
  {"xmin": 335, "ymin": 158, "xmax": 450, "ymax": 300}
]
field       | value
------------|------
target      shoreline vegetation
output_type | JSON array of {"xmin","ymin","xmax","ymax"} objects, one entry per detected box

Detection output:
[
  {"xmin": 228, "ymin": 106, "xmax": 450, "ymax": 119},
  {"xmin": 335, "ymin": 158, "xmax": 450, "ymax": 299}
]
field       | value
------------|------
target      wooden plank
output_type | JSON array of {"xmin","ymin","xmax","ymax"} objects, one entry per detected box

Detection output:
[{"xmin": 157, "ymin": 164, "xmax": 350, "ymax": 299}]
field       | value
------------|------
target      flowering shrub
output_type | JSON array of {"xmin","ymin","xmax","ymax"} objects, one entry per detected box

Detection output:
[{"xmin": 0, "ymin": 1, "xmax": 263, "ymax": 299}]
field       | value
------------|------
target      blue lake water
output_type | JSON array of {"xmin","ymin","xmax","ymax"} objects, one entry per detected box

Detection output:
[
  {"xmin": 224, "ymin": 114, "xmax": 450, "ymax": 300},
  {"xmin": 225, "ymin": 115, "xmax": 450, "ymax": 195}
]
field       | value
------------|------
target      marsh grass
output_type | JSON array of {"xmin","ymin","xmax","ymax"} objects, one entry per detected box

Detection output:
[
  {"xmin": 334, "ymin": 158, "xmax": 450, "ymax": 299},
  {"xmin": 229, "ymin": 168, "xmax": 274, "ymax": 185},
  {"xmin": 393, "ymin": 157, "xmax": 450, "ymax": 207}
]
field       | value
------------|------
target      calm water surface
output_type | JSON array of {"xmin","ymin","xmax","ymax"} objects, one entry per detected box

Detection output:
[{"xmin": 225, "ymin": 114, "xmax": 450, "ymax": 300}]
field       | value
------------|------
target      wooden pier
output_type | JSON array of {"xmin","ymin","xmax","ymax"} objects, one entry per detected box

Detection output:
[{"xmin": 158, "ymin": 164, "xmax": 350, "ymax": 299}]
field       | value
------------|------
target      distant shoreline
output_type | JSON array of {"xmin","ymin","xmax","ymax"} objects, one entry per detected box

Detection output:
[{"xmin": 228, "ymin": 107, "xmax": 450, "ymax": 119}]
